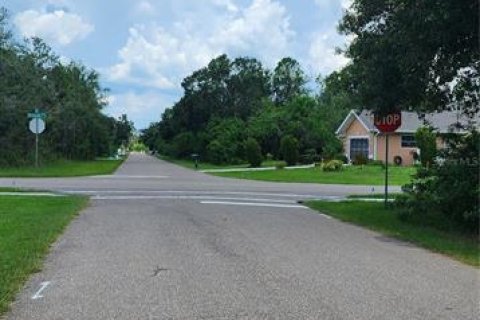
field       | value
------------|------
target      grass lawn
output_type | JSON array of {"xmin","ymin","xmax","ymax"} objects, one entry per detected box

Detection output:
[
  {"xmin": 0, "ymin": 195, "xmax": 88, "ymax": 314},
  {"xmin": 0, "ymin": 159, "xmax": 124, "ymax": 177},
  {"xmin": 306, "ymin": 201, "xmax": 479, "ymax": 267},
  {"xmin": 211, "ymin": 165, "xmax": 415, "ymax": 185},
  {"xmin": 160, "ymin": 156, "xmax": 283, "ymax": 170},
  {"xmin": 0, "ymin": 187, "xmax": 27, "ymax": 192}
]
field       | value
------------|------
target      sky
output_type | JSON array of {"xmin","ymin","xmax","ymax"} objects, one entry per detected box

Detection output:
[{"xmin": 4, "ymin": 0, "xmax": 352, "ymax": 129}]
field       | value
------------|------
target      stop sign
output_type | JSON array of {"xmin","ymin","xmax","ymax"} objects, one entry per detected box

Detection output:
[{"xmin": 374, "ymin": 112, "xmax": 402, "ymax": 133}]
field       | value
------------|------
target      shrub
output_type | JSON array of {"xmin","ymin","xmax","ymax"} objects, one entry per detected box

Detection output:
[
  {"xmin": 280, "ymin": 135, "xmax": 299, "ymax": 166},
  {"xmin": 171, "ymin": 132, "xmax": 196, "ymax": 158},
  {"xmin": 333, "ymin": 154, "xmax": 349, "ymax": 164},
  {"xmin": 205, "ymin": 118, "xmax": 246, "ymax": 164},
  {"xmin": 275, "ymin": 161, "xmax": 287, "ymax": 169},
  {"xmin": 299, "ymin": 148, "xmax": 318, "ymax": 164},
  {"xmin": 322, "ymin": 160, "xmax": 344, "ymax": 172},
  {"xmin": 206, "ymin": 140, "xmax": 227, "ymax": 164},
  {"xmin": 352, "ymin": 153, "xmax": 368, "ymax": 165},
  {"xmin": 244, "ymin": 138, "xmax": 263, "ymax": 167},
  {"xmin": 415, "ymin": 127, "xmax": 437, "ymax": 167},
  {"xmin": 396, "ymin": 130, "xmax": 479, "ymax": 234},
  {"xmin": 368, "ymin": 160, "xmax": 384, "ymax": 166}
]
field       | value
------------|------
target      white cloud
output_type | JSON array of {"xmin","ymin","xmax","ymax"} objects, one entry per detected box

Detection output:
[
  {"xmin": 211, "ymin": 0, "xmax": 293, "ymax": 61},
  {"xmin": 211, "ymin": 0, "xmax": 239, "ymax": 12},
  {"xmin": 135, "ymin": 1, "xmax": 156, "ymax": 16},
  {"xmin": 314, "ymin": 0, "xmax": 352, "ymax": 10},
  {"xmin": 106, "ymin": 24, "xmax": 211, "ymax": 89},
  {"xmin": 14, "ymin": 9, "xmax": 94, "ymax": 46},
  {"xmin": 106, "ymin": 0, "xmax": 293, "ymax": 89},
  {"xmin": 307, "ymin": 31, "xmax": 349, "ymax": 75},
  {"xmin": 106, "ymin": 91, "xmax": 175, "ymax": 129}
]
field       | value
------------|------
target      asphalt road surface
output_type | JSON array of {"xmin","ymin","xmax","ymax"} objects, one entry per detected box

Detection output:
[{"xmin": 1, "ymin": 153, "xmax": 478, "ymax": 320}]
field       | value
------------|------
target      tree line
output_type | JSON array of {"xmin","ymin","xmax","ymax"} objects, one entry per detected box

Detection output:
[
  {"xmin": 0, "ymin": 8, "xmax": 133, "ymax": 167},
  {"xmin": 142, "ymin": 0, "xmax": 479, "ymax": 233},
  {"xmin": 141, "ymin": 54, "xmax": 354, "ymax": 165}
]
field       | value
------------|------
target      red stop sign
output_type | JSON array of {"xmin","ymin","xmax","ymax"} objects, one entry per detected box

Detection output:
[{"xmin": 374, "ymin": 112, "xmax": 402, "ymax": 133}]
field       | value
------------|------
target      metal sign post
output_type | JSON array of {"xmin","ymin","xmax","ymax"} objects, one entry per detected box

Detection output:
[
  {"xmin": 28, "ymin": 109, "xmax": 47, "ymax": 168},
  {"xmin": 384, "ymin": 133, "xmax": 389, "ymax": 207},
  {"xmin": 374, "ymin": 112, "xmax": 401, "ymax": 208}
]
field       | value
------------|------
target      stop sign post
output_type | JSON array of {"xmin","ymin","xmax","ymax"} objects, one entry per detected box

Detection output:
[{"xmin": 374, "ymin": 112, "xmax": 402, "ymax": 206}]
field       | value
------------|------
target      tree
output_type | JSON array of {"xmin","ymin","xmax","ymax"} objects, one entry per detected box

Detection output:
[
  {"xmin": 205, "ymin": 117, "xmax": 246, "ymax": 163},
  {"xmin": 415, "ymin": 127, "xmax": 437, "ymax": 167},
  {"xmin": 399, "ymin": 130, "xmax": 479, "ymax": 234},
  {"xmin": 280, "ymin": 135, "xmax": 299, "ymax": 166},
  {"xmin": 272, "ymin": 57, "xmax": 307, "ymax": 105},
  {"xmin": 0, "ymin": 8, "xmax": 129, "ymax": 165},
  {"xmin": 339, "ymin": 0, "xmax": 479, "ymax": 116},
  {"xmin": 227, "ymin": 57, "xmax": 270, "ymax": 119},
  {"xmin": 244, "ymin": 138, "xmax": 262, "ymax": 167},
  {"xmin": 114, "ymin": 114, "xmax": 134, "ymax": 148}
]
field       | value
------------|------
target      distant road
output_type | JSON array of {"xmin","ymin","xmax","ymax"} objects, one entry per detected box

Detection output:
[{"xmin": 4, "ymin": 153, "xmax": 478, "ymax": 320}]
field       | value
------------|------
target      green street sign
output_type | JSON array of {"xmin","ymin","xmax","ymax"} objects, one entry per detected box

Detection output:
[{"xmin": 28, "ymin": 108, "xmax": 47, "ymax": 119}]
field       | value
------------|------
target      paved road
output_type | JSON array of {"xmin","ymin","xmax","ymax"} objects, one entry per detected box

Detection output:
[{"xmin": 2, "ymin": 154, "xmax": 479, "ymax": 319}]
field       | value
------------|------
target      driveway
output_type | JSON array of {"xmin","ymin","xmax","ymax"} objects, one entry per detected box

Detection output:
[{"xmin": 2, "ymin": 153, "xmax": 478, "ymax": 319}]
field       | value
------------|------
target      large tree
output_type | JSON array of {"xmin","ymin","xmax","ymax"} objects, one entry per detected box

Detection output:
[
  {"xmin": 272, "ymin": 57, "xmax": 307, "ymax": 105},
  {"xmin": 339, "ymin": 0, "xmax": 479, "ymax": 117}
]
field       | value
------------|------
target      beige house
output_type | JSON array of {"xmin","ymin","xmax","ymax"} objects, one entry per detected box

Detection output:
[{"xmin": 336, "ymin": 110, "xmax": 477, "ymax": 166}]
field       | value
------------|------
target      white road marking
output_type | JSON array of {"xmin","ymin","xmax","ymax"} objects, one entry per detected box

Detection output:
[
  {"xmin": 317, "ymin": 213, "xmax": 333, "ymax": 219},
  {"xmin": 91, "ymin": 195, "xmax": 298, "ymax": 203},
  {"xmin": 200, "ymin": 201, "xmax": 308, "ymax": 209},
  {"xmin": 88, "ymin": 175, "xmax": 169, "ymax": 179},
  {"xmin": 63, "ymin": 190, "xmax": 338, "ymax": 199},
  {"xmin": 31, "ymin": 281, "xmax": 51, "ymax": 300}
]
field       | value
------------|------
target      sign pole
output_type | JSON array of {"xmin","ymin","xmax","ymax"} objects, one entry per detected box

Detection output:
[
  {"xmin": 28, "ymin": 108, "xmax": 46, "ymax": 168},
  {"xmin": 384, "ymin": 133, "xmax": 389, "ymax": 207},
  {"xmin": 35, "ymin": 118, "xmax": 39, "ymax": 168},
  {"xmin": 374, "ymin": 111, "xmax": 401, "ymax": 208}
]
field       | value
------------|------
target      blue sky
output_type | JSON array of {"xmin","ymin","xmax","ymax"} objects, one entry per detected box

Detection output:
[{"xmin": 4, "ymin": 0, "xmax": 351, "ymax": 129}]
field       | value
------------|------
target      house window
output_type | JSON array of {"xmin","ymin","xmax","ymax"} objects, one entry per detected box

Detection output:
[
  {"xmin": 350, "ymin": 138, "xmax": 369, "ymax": 160},
  {"xmin": 401, "ymin": 134, "xmax": 416, "ymax": 148}
]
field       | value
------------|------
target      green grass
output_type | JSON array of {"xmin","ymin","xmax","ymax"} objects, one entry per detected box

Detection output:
[
  {"xmin": 347, "ymin": 193, "xmax": 400, "ymax": 199},
  {"xmin": 0, "ymin": 195, "xmax": 88, "ymax": 314},
  {"xmin": 160, "ymin": 156, "xmax": 283, "ymax": 170},
  {"xmin": 0, "ymin": 187, "xmax": 25, "ymax": 192},
  {"xmin": 306, "ymin": 201, "xmax": 479, "ymax": 267},
  {"xmin": 212, "ymin": 165, "xmax": 415, "ymax": 185},
  {"xmin": 0, "ymin": 159, "xmax": 124, "ymax": 177}
]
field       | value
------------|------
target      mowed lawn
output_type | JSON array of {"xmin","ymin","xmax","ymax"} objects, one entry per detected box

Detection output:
[
  {"xmin": 160, "ymin": 156, "xmax": 283, "ymax": 170},
  {"xmin": 0, "ymin": 159, "xmax": 124, "ymax": 177},
  {"xmin": 212, "ymin": 165, "xmax": 416, "ymax": 185},
  {"xmin": 306, "ymin": 201, "xmax": 480, "ymax": 267},
  {"xmin": 0, "ymin": 195, "xmax": 88, "ymax": 314}
]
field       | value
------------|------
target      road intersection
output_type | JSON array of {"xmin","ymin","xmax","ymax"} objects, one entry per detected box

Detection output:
[{"xmin": 1, "ymin": 153, "xmax": 478, "ymax": 319}]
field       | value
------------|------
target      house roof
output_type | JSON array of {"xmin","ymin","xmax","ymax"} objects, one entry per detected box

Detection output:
[{"xmin": 336, "ymin": 109, "xmax": 479, "ymax": 135}]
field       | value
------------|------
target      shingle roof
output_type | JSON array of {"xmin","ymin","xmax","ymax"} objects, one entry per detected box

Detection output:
[{"xmin": 355, "ymin": 110, "xmax": 479, "ymax": 134}]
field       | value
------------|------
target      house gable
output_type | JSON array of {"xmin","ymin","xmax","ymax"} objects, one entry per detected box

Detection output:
[
  {"xmin": 345, "ymin": 117, "xmax": 370, "ymax": 136},
  {"xmin": 336, "ymin": 110, "xmax": 373, "ymax": 135}
]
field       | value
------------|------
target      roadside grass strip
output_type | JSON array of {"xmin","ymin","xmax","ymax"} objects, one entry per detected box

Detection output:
[
  {"xmin": 211, "ymin": 165, "xmax": 415, "ymax": 186},
  {"xmin": 0, "ymin": 195, "xmax": 88, "ymax": 315},
  {"xmin": 160, "ymin": 156, "xmax": 284, "ymax": 171},
  {"xmin": 306, "ymin": 200, "xmax": 480, "ymax": 267},
  {"xmin": 163, "ymin": 155, "xmax": 414, "ymax": 186},
  {"xmin": 0, "ymin": 159, "xmax": 124, "ymax": 177}
]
